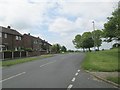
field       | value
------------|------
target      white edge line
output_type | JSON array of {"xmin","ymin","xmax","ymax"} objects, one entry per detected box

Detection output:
[
  {"xmin": 0, "ymin": 72, "xmax": 26, "ymax": 83},
  {"xmin": 40, "ymin": 61, "xmax": 56, "ymax": 67},
  {"xmin": 67, "ymin": 84, "xmax": 73, "ymax": 89},
  {"xmin": 78, "ymin": 69, "xmax": 80, "ymax": 72},
  {"xmin": 75, "ymin": 73, "xmax": 79, "ymax": 76},
  {"xmin": 71, "ymin": 77, "xmax": 76, "ymax": 82}
]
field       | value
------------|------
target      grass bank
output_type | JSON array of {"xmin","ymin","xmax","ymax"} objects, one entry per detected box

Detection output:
[
  {"xmin": 82, "ymin": 48, "xmax": 119, "ymax": 72},
  {"xmin": 2, "ymin": 54, "xmax": 53, "ymax": 67},
  {"xmin": 107, "ymin": 77, "xmax": 120, "ymax": 85}
]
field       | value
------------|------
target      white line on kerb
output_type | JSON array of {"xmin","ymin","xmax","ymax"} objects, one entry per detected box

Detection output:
[
  {"xmin": 77, "ymin": 69, "xmax": 80, "ymax": 72},
  {"xmin": 75, "ymin": 73, "xmax": 79, "ymax": 76},
  {"xmin": 71, "ymin": 77, "xmax": 76, "ymax": 82},
  {"xmin": 67, "ymin": 84, "xmax": 73, "ymax": 89},
  {"xmin": 0, "ymin": 72, "xmax": 26, "ymax": 83},
  {"xmin": 40, "ymin": 61, "xmax": 56, "ymax": 67}
]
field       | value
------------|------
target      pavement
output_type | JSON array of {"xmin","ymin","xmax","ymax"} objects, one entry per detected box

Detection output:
[{"xmin": 1, "ymin": 53, "xmax": 117, "ymax": 89}]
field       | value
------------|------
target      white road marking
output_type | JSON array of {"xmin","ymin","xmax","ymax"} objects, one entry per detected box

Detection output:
[
  {"xmin": 67, "ymin": 84, "xmax": 73, "ymax": 89},
  {"xmin": 77, "ymin": 69, "xmax": 80, "ymax": 72},
  {"xmin": 40, "ymin": 61, "xmax": 56, "ymax": 67},
  {"xmin": 71, "ymin": 77, "xmax": 76, "ymax": 82},
  {"xmin": 0, "ymin": 72, "xmax": 26, "ymax": 83},
  {"xmin": 75, "ymin": 73, "xmax": 79, "ymax": 76}
]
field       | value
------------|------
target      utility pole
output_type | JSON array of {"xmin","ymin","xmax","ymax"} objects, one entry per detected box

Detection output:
[{"xmin": 92, "ymin": 21, "xmax": 96, "ymax": 51}]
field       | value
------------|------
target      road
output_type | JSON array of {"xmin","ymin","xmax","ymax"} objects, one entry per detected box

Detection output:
[{"xmin": 1, "ymin": 53, "xmax": 116, "ymax": 88}]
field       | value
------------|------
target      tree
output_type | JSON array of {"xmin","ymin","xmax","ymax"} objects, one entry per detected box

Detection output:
[
  {"xmin": 103, "ymin": 2, "xmax": 120, "ymax": 42},
  {"xmin": 81, "ymin": 32, "xmax": 94, "ymax": 51},
  {"xmin": 51, "ymin": 44, "xmax": 61, "ymax": 53},
  {"xmin": 92, "ymin": 30, "xmax": 103, "ymax": 50},
  {"xmin": 61, "ymin": 46, "xmax": 67, "ymax": 52},
  {"xmin": 72, "ymin": 34, "xmax": 82, "ymax": 49},
  {"xmin": 73, "ymin": 32, "xmax": 94, "ymax": 52}
]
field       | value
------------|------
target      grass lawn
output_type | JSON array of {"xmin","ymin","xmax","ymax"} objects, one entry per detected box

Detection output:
[
  {"xmin": 107, "ymin": 77, "xmax": 120, "ymax": 85},
  {"xmin": 82, "ymin": 48, "xmax": 119, "ymax": 72},
  {"xmin": 2, "ymin": 54, "xmax": 53, "ymax": 67}
]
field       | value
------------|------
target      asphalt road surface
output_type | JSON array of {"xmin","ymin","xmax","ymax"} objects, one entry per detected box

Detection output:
[{"xmin": 1, "ymin": 53, "xmax": 116, "ymax": 88}]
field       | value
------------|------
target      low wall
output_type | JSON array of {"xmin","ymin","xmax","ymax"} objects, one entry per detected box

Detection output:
[{"xmin": 1, "ymin": 50, "xmax": 50, "ymax": 60}]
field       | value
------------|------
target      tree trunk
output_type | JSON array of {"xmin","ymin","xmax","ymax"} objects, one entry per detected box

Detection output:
[
  {"xmin": 83, "ymin": 48, "xmax": 85, "ymax": 52},
  {"xmin": 97, "ymin": 46, "xmax": 99, "ymax": 51},
  {"xmin": 89, "ymin": 48, "xmax": 91, "ymax": 52}
]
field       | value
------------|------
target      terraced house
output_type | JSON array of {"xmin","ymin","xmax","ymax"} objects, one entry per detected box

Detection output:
[
  {"xmin": 0, "ymin": 26, "xmax": 52, "ymax": 59},
  {"xmin": 0, "ymin": 26, "xmax": 23, "ymax": 51},
  {"xmin": 22, "ymin": 33, "xmax": 52, "ymax": 55}
]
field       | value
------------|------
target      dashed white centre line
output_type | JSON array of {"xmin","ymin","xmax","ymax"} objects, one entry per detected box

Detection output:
[
  {"xmin": 71, "ymin": 77, "xmax": 76, "ymax": 82},
  {"xmin": 77, "ymin": 69, "xmax": 80, "ymax": 72},
  {"xmin": 0, "ymin": 72, "xmax": 26, "ymax": 83},
  {"xmin": 67, "ymin": 84, "xmax": 73, "ymax": 89},
  {"xmin": 75, "ymin": 73, "xmax": 79, "ymax": 76},
  {"xmin": 40, "ymin": 61, "xmax": 56, "ymax": 67}
]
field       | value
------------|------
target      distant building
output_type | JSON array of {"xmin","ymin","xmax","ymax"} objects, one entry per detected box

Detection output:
[
  {"xmin": 22, "ymin": 33, "xmax": 43, "ymax": 52},
  {"xmin": 0, "ymin": 26, "xmax": 23, "ymax": 51},
  {"xmin": 22, "ymin": 34, "xmax": 52, "ymax": 53}
]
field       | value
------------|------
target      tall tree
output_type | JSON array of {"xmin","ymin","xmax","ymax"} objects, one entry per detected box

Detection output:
[
  {"xmin": 72, "ymin": 34, "xmax": 82, "ymax": 49},
  {"xmin": 51, "ymin": 44, "xmax": 61, "ymax": 53},
  {"xmin": 103, "ymin": 2, "xmax": 120, "ymax": 42},
  {"xmin": 82, "ymin": 32, "xmax": 94, "ymax": 51},
  {"xmin": 61, "ymin": 46, "xmax": 67, "ymax": 52},
  {"xmin": 92, "ymin": 30, "xmax": 103, "ymax": 50}
]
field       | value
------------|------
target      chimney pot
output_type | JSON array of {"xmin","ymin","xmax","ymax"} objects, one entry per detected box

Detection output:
[{"xmin": 7, "ymin": 26, "xmax": 11, "ymax": 29}]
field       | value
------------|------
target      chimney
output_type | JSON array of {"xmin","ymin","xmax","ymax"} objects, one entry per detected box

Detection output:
[
  {"xmin": 7, "ymin": 26, "xmax": 11, "ymax": 29},
  {"xmin": 28, "ymin": 33, "xmax": 30, "ymax": 35}
]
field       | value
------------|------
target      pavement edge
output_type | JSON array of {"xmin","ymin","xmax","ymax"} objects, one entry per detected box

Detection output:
[{"xmin": 85, "ymin": 70, "xmax": 120, "ymax": 88}]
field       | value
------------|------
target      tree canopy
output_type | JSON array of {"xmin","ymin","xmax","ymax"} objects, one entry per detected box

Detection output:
[
  {"xmin": 92, "ymin": 30, "xmax": 103, "ymax": 50},
  {"xmin": 103, "ymin": 2, "xmax": 120, "ymax": 42},
  {"xmin": 61, "ymin": 46, "xmax": 67, "ymax": 52}
]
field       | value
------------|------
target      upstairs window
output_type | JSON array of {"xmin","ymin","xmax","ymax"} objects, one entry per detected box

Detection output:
[
  {"xmin": 19, "ymin": 36, "xmax": 21, "ymax": 40},
  {"xmin": 4, "ymin": 33, "xmax": 7, "ymax": 38},
  {"xmin": 16, "ymin": 36, "xmax": 19, "ymax": 40}
]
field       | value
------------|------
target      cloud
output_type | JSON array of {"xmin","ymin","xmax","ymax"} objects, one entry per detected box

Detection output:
[
  {"xmin": 0, "ymin": 0, "xmax": 119, "ymax": 50},
  {"xmin": 0, "ymin": 0, "xmax": 48, "ymax": 33},
  {"xmin": 49, "ymin": 17, "xmax": 76, "ymax": 35}
]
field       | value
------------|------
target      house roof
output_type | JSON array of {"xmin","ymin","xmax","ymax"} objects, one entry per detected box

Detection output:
[
  {"xmin": 23, "ymin": 34, "xmax": 43, "ymax": 41},
  {"xmin": 0, "ymin": 26, "xmax": 22, "ymax": 36}
]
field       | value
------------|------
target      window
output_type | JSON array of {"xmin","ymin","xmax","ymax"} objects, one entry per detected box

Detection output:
[
  {"xmin": 4, "ymin": 33, "xmax": 7, "ymax": 38},
  {"xmin": 15, "ymin": 47, "xmax": 18, "ymax": 51},
  {"xmin": 19, "ymin": 36, "xmax": 21, "ymax": 40},
  {"xmin": 0, "ymin": 32, "xmax": 2, "ymax": 37},
  {"xmin": 0, "ymin": 47, "xmax": 2, "ymax": 52},
  {"xmin": 16, "ymin": 36, "xmax": 19, "ymax": 40},
  {"xmin": 18, "ymin": 47, "xmax": 21, "ymax": 50}
]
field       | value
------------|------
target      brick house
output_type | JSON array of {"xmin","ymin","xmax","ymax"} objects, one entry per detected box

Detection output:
[
  {"xmin": 0, "ymin": 26, "xmax": 23, "ymax": 51},
  {"xmin": 40, "ymin": 40, "xmax": 52, "ymax": 53},
  {"xmin": 22, "ymin": 34, "xmax": 43, "ymax": 52},
  {"xmin": 23, "ymin": 34, "xmax": 52, "ymax": 54},
  {"xmin": 0, "ymin": 26, "xmax": 52, "ymax": 58}
]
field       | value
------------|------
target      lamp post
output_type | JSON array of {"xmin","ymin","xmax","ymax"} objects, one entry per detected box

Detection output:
[{"xmin": 92, "ymin": 21, "xmax": 96, "ymax": 51}]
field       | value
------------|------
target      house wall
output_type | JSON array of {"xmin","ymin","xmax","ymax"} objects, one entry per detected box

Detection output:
[{"xmin": 2, "ymin": 32, "xmax": 13, "ymax": 50}]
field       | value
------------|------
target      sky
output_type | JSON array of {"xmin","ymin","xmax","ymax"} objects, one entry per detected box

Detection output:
[{"xmin": 0, "ymin": 0, "xmax": 119, "ymax": 50}]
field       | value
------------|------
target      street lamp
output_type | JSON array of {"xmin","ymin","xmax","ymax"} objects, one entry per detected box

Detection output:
[{"xmin": 92, "ymin": 21, "xmax": 96, "ymax": 51}]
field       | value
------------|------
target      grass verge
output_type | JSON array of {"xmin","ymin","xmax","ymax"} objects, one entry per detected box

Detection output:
[
  {"xmin": 2, "ymin": 54, "xmax": 53, "ymax": 67},
  {"xmin": 82, "ymin": 48, "xmax": 119, "ymax": 72},
  {"xmin": 107, "ymin": 77, "xmax": 120, "ymax": 85}
]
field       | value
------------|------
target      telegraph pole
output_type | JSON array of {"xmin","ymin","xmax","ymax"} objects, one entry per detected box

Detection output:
[{"xmin": 92, "ymin": 21, "xmax": 96, "ymax": 51}]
